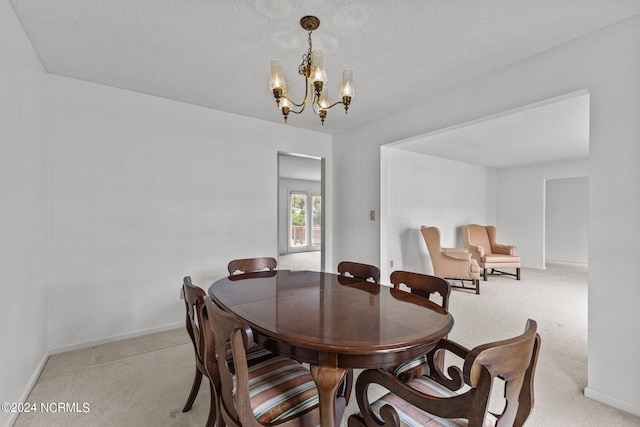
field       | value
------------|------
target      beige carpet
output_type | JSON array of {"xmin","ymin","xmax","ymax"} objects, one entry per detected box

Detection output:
[
  {"xmin": 14, "ymin": 262, "xmax": 640, "ymax": 426},
  {"xmin": 278, "ymin": 251, "xmax": 321, "ymax": 271}
]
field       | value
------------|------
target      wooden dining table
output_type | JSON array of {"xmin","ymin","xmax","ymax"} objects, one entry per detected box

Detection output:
[{"xmin": 208, "ymin": 269, "xmax": 454, "ymax": 427}]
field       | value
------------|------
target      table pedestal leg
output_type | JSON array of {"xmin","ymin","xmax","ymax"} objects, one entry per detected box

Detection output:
[{"xmin": 310, "ymin": 364, "xmax": 348, "ymax": 427}]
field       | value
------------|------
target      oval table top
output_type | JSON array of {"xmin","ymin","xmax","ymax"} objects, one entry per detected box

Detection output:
[{"xmin": 209, "ymin": 269, "xmax": 454, "ymax": 367}]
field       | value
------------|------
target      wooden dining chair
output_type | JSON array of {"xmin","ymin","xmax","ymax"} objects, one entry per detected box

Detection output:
[
  {"xmin": 182, "ymin": 277, "xmax": 276, "ymax": 426},
  {"xmin": 338, "ymin": 261, "xmax": 380, "ymax": 283},
  {"xmin": 389, "ymin": 271, "xmax": 451, "ymax": 380},
  {"xmin": 348, "ymin": 319, "xmax": 541, "ymax": 427},
  {"xmin": 203, "ymin": 295, "xmax": 347, "ymax": 427},
  {"xmin": 228, "ymin": 257, "xmax": 277, "ymax": 275},
  {"xmin": 336, "ymin": 260, "xmax": 381, "ymax": 405},
  {"xmin": 181, "ymin": 277, "xmax": 219, "ymax": 427}
]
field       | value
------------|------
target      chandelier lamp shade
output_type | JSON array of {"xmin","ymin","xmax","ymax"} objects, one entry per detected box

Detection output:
[{"xmin": 268, "ymin": 16, "xmax": 354, "ymax": 125}]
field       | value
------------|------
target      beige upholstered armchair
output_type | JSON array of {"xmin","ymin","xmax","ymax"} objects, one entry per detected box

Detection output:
[
  {"xmin": 461, "ymin": 224, "xmax": 521, "ymax": 281},
  {"xmin": 420, "ymin": 226, "xmax": 481, "ymax": 294}
]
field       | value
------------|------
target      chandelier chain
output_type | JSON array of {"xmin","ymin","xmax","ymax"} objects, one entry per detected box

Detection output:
[{"xmin": 298, "ymin": 30, "xmax": 313, "ymax": 78}]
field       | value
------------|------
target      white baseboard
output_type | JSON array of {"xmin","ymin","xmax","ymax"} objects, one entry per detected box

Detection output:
[
  {"xmin": 585, "ymin": 386, "xmax": 640, "ymax": 417},
  {"xmin": 545, "ymin": 259, "xmax": 588, "ymax": 266},
  {"xmin": 4, "ymin": 348, "xmax": 51, "ymax": 427},
  {"xmin": 47, "ymin": 322, "xmax": 183, "ymax": 355}
]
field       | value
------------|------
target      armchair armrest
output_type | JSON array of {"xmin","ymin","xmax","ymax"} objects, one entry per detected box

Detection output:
[
  {"xmin": 442, "ymin": 248, "xmax": 471, "ymax": 260},
  {"xmin": 493, "ymin": 243, "xmax": 517, "ymax": 256},
  {"xmin": 466, "ymin": 244, "xmax": 484, "ymax": 257},
  {"xmin": 435, "ymin": 251, "xmax": 479, "ymax": 279}
]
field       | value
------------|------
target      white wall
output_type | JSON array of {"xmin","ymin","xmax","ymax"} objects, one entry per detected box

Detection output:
[
  {"xmin": 546, "ymin": 177, "xmax": 589, "ymax": 263},
  {"xmin": 45, "ymin": 76, "xmax": 332, "ymax": 350},
  {"xmin": 0, "ymin": 2, "xmax": 48, "ymax": 426},
  {"xmin": 333, "ymin": 16, "xmax": 640, "ymax": 416},
  {"xmin": 497, "ymin": 157, "xmax": 588, "ymax": 269},
  {"xmin": 381, "ymin": 147, "xmax": 497, "ymax": 281}
]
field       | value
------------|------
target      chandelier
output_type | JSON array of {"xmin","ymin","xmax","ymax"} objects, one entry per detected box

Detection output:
[{"xmin": 268, "ymin": 16, "xmax": 354, "ymax": 125}]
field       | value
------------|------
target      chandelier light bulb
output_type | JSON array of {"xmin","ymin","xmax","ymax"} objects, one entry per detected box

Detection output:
[
  {"xmin": 269, "ymin": 60, "xmax": 286, "ymax": 90},
  {"xmin": 310, "ymin": 50, "xmax": 328, "ymax": 84},
  {"xmin": 280, "ymin": 83, "xmax": 292, "ymax": 123},
  {"xmin": 339, "ymin": 69, "xmax": 354, "ymax": 98},
  {"xmin": 318, "ymin": 92, "xmax": 329, "ymax": 109},
  {"xmin": 280, "ymin": 84, "xmax": 292, "ymax": 109}
]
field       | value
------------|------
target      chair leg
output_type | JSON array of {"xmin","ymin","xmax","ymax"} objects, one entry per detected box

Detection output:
[
  {"xmin": 483, "ymin": 269, "xmax": 487, "ymax": 281},
  {"xmin": 182, "ymin": 368, "xmax": 203, "ymax": 412},
  {"xmin": 475, "ymin": 279, "xmax": 480, "ymax": 295},
  {"xmin": 206, "ymin": 379, "xmax": 222, "ymax": 427},
  {"xmin": 517, "ymin": 268, "xmax": 521, "ymax": 280},
  {"xmin": 339, "ymin": 369, "xmax": 354, "ymax": 404}
]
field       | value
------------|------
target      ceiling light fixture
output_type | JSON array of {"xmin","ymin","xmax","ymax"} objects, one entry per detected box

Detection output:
[{"xmin": 269, "ymin": 16, "xmax": 354, "ymax": 125}]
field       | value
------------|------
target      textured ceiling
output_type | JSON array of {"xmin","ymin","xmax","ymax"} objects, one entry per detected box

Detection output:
[
  {"xmin": 393, "ymin": 92, "xmax": 590, "ymax": 169},
  {"xmin": 8, "ymin": 0, "xmax": 640, "ymax": 167}
]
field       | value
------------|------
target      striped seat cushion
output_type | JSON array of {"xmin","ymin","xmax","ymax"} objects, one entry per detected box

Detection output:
[
  {"xmin": 392, "ymin": 354, "xmax": 428, "ymax": 378},
  {"xmin": 227, "ymin": 345, "xmax": 273, "ymax": 361},
  {"xmin": 234, "ymin": 356, "xmax": 319, "ymax": 424},
  {"xmin": 370, "ymin": 376, "xmax": 497, "ymax": 427},
  {"xmin": 246, "ymin": 346, "xmax": 275, "ymax": 360},
  {"xmin": 226, "ymin": 345, "xmax": 275, "ymax": 374}
]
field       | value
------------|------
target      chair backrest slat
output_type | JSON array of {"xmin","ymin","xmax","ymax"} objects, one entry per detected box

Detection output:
[
  {"xmin": 228, "ymin": 257, "xmax": 277, "ymax": 275},
  {"xmin": 338, "ymin": 261, "xmax": 380, "ymax": 283},
  {"xmin": 390, "ymin": 270, "xmax": 451, "ymax": 309}
]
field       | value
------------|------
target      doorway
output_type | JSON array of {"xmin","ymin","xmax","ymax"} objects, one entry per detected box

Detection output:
[
  {"xmin": 544, "ymin": 177, "xmax": 589, "ymax": 266},
  {"xmin": 278, "ymin": 153, "xmax": 324, "ymax": 271}
]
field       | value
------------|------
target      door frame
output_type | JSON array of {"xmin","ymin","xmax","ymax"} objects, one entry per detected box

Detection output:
[{"xmin": 277, "ymin": 153, "xmax": 325, "ymax": 270}]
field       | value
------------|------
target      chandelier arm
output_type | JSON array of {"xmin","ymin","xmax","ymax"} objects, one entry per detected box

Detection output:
[
  {"xmin": 282, "ymin": 74, "xmax": 311, "ymax": 108},
  {"xmin": 281, "ymin": 95, "xmax": 307, "ymax": 108},
  {"xmin": 315, "ymin": 99, "xmax": 348, "ymax": 110},
  {"xmin": 288, "ymin": 107, "xmax": 307, "ymax": 115}
]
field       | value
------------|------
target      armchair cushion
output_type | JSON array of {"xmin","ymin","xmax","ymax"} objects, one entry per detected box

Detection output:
[{"xmin": 482, "ymin": 254, "xmax": 520, "ymax": 264}]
